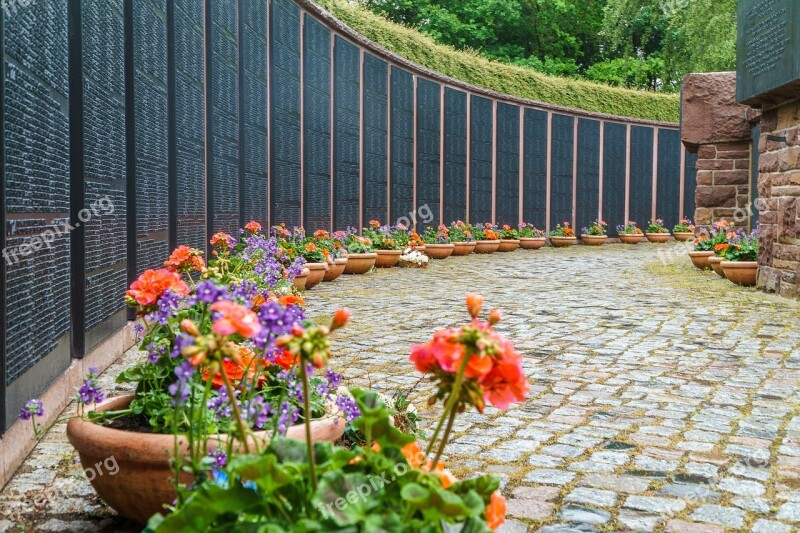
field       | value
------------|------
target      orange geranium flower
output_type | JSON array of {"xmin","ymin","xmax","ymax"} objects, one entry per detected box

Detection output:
[
  {"xmin": 164, "ymin": 245, "xmax": 205, "ymax": 272},
  {"xmin": 479, "ymin": 341, "xmax": 530, "ymax": 410},
  {"xmin": 305, "ymin": 242, "xmax": 318, "ymax": 253},
  {"xmin": 274, "ymin": 349, "xmax": 298, "ymax": 370},
  {"xmin": 203, "ymin": 345, "xmax": 264, "ymax": 388},
  {"xmin": 210, "ymin": 232, "xmax": 234, "ymax": 249},
  {"xmin": 126, "ymin": 268, "xmax": 190, "ymax": 308},
  {"xmin": 245, "ymin": 221, "xmax": 262, "ymax": 233},
  {"xmin": 278, "ymin": 294, "xmax": 305, "ymax": 308},
  {"xmin": 314, "ymin": 229, "xmax": 329, "ymax": 239},
  {"xmin": 401, "ymin": 441, "xmax": 424, "ymax": 468},
  {"xmin": 485, "ymin": 491, "xmax": 507, "ymax": 530},
  {"xmin": 210, "ymin": 301, "xmax": 262, "ymax": 338},
  {"xmin": 369, "ymin": 220, "xmax": 381, "ymax": 228},
  {"xmin": 715, "ymin": 243, "xmax": 729, "ymax": 252}
]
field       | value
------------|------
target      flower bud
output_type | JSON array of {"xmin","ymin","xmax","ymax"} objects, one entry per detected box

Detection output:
[
  {"xmin": 488, "ymin": 309, "xmax": 501, "ymax": 325},
  {"xmin": 466, "ymin": 293, "xmax": 484, "ymax": 318},
  {"xmin": 180, "ymin": 319, "xmax": 200, "ymax": 336},
  {"xmin": 330, "ymin": 308, "xmax": 351, "ymax": 331},
  {"xmin": 291, "ymin": 324, "xmax": 305, "ymax": 337}
]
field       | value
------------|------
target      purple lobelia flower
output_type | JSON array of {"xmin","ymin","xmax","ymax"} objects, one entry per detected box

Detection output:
[
  {"xmin": 168, "ymin": 361, "xmax": 195, "ymax": 406},
  {"xmin": 194, "ymin": 280, "xmax": 228, "ymax": 305},
  {"xmin": 276, "ymin": 402, "xmax": 300, "ymax": 436},
  {"xmin": 336, "ymin": 395, "xmax": 361, "ymax": 424},
  {"xmin": 243, "ymin": 396, "xmax": 273, "ymax": 429},
  {"xmin": 19, "ymin": 399, "xmax": 44, "ymax": 421},
  {"xmin": 254, "ymin": 300, "xmax": 303, "ymax": 357},
  {"xmin": 147, "ymin": 290, "xmax": 182, "ymax": 325},
  {"xmin": 77, "ymin": 367, "xmax": 105, "ymax": 405},
  {"xmin": 207, "ymin": 386, "xmax": 237, "ymax": 420},
  {"xmin": 208, "ymin": 447, "xmax": 227, "ymax": 468},
  {"xmin": 170, "ymin": 333, "xmax": 195, "ymax": 359}
]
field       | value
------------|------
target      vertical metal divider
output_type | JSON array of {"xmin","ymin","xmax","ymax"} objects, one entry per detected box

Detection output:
[
  {"xmin": 203, "ymin": 0, "xmax": 213, "ymax": 251},
  {"xmin": 386, "ymin": 66, "xmax": 391, "ymax": 224},
  {"xmin": 652, "ymin": 127, "xmax": 659, "ymax": 221},
  {"xmin": 572, "ymin": 117, "xmax": 578, "ymax": 229},
  {"xmin": 518, "ymin": 106, "xmax": 524, "ymax": 226},
  {"xmin": 329, "ymin": 31, "xmax": 335, "ymax": 231},
  {"xmin": 412, "ymin": 75, "xmax": 417, "ymax": 230},
  {"xmin": 0, "ymin": 9, "xmax": 7, "ymax": 428},
  {"xmin": 238, "ymin": 0, "xmax": 246, "ymax": 229},
  {"xmin": 299, "ymin": 9, "xmax": 306, "ymax": 228},
  {"xmin": 491, "ymin": 100, "xmax": 497, "ymax": 224},
  {"xmin": 598, "ymin": 121, "xmax": 605, "ymax": 221},
  {"xmin": 358, "ymin": 48, "xmax": 364, "ymax": 231},
  {"xmin": 68, "ymin": 0, "xmax": 86, "ymax": 357},
  {"xmin": 464, "ymin": 92, "xmax": 472, "ymax": 223},
  {"xmin": 167, "ymin": 0, "xmax": 177, "ymax": 251},
  {"xmin": 123, "ymin": 0, "xmax": 137, "ymax": 322},
  {"xmin": 624, "ymin": 123, "xmax": 631, "ymax": 223},
  {"xmin": 679, "ymin": 143, "xmax": 687, "ymax": 219},
  {"xmin": 545, "ymin": 111, "xmax": 552, "ymax": 234},
  {"xmin": 439, "ymin": 84, "xmax": 445, "ymax": 226},
  {"xmin": 266, "ymin": 0, "xmax": 272, "ymax": 228}
]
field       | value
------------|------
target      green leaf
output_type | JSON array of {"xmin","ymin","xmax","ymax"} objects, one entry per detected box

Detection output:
[
  {"xmin": 313, "ymin": 471, "xmax": 379, "ymax": 527},
  {"xmin": 230, "ymin": 454, "xmax": 301, "ymax": 494},
  {"xmin": 349, "ymin": 389, "xmax": 415, "ymax": 448},
  {"xmin": 147, "ymin": 483, "xmax": 262, "ymax": 532}
]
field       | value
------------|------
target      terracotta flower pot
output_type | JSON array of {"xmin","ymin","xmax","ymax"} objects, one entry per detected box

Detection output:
[
  {"xmin": 413, "ymin": 245, "xmax": 426, "ymax": 253},
  {"xmin": 646, "ymin": 233, "xmax": 670, "ymax": 243},
  {"xmin": 344, "ymin": 253, "xmax": 377, "ymax": 274},
  {"xmin": 452, "ymin": 242, "xmax": 476, "ymax": 256},
  {"xmin": 689, "ymin": 250, "xmax": 714, "ymax": 270},
  {"xmin": 374, "ymin": 250, "xmax": 402, "ymax": 268},
  {"xmin": 550, "ymin": 236, "xmax": 577, "ymax": 248},
  {"xmin": 519, "ymin": 238, "xmax": 546, "ymax": 250},
  {"xmin": 474, "ymin": 240, "xmax": 500, "ymax": 254},
  {"xmin": 581, "ymin": 234, "xmax": 607, "ymax": 246},
  {"xmin": 304, "ymin": 262, "xmax": 329, "ymax": 289},
  {"xmin": 708, "ymin": 256, "xmax": 726, "ymax": 278},
  {"xmin": 293, "ymin": 268, "xmax": 310, "ymax": 290},
  {"xmin": 425, "ymin": 243, "xmax": 455, "ymax": 259},
  {"xmin": 618, "ymin": 234, "xmax": 645, "ymax": 244},
  {"xmin": 66, "ymin": 395, "xmax": 346, "ymax": 525},
  {"xmin": 721, "ymin": 261, "xmax": 758, "ymax": 286},
  {"xmin": 498, "ymin": 239, "xmax": 520, "ymax": 252},
  {"xmin": 673, "ymin": 232, "xmax": 695, "ymax": 242},
  {"xmin": 323, "ymin": 258, "xmax": 348, "ymax": 281}
]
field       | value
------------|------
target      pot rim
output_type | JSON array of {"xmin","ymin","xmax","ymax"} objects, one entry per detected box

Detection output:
[
  {"xmin": 66, "ymin": 394, "xmax": 345, "ymax": 465},
  {"xmin": 452, "ymin": 241, "xmax": 477, "ymax": 246},
  {"xmin": 550, "ymin": 236, "xmax": 577, "ymax": 240},
  {"xmin": 688, "ymin": 250, "xmax": 715, "ymax": 256},
  {"xmin": 475, "ymin": 240, "xmax": 501, "ymax": 244},
  {"xmin": 580, "ymin": 234, "xmax": 607, "ymax": 238},
  {"xmin": 334, "ymin": 257, "xmax": 348, "ymax": 264},
  {"xmin": 645, "ymin": 232, "xmax": 670, "ymax": 236},
  {"xmin": 375, "ymin": 249, "xmax": 403, "ymax": 255},
  {"xmin": 305, "ymin": 262, "xmax": 329, "ymax": 270},
  {"xmin": 720, "ymin": 261, "xmax": 758, "ymax": 267},
  {"xmin": 519, "ymin": 237, "xmax": 546, "ymax": 241},
  {"xmin": 425, "ymin": 243, "xmax": 455, "ymax": 248},
  {"xmin": 346, "ymin": 252, "xmax": 378, "ymax": 258}
]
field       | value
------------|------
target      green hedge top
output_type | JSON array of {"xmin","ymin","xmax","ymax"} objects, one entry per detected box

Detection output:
[{"xmin": 316, "ymin": 0, "xmax": 680, "ymax": 123}]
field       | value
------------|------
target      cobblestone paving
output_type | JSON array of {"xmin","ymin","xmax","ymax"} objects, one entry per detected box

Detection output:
[{"xmin": 3, "ymin": 243, "xmax": 800, "ymax": 532}]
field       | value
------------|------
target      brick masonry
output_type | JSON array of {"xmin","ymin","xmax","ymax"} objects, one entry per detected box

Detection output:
[
  {"xmin": 756, "ymin": 101, "xmax": 800, "ymax": 299},
  {"xmin": 694, "ymin": 141, "xmax": 752, "ymax": 227}
]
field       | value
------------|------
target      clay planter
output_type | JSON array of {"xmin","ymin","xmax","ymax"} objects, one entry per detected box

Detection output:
[
  {"xmin": 413, "ymin": 245, "xmax": 426, "ymax": 253},
  {"xmin": 425, "ymin": 243, "xmax": 455, "ymax": 259},
  {"xmin": 66, "ymin": 395, "xmax": 346, "ymax": 525},
  {"xmin": 344, "ymin": 253, "xmax": 377, "ymax": 274},
  {"xmin": 374, "ymin": 249, "xmax": 402, "ymax": 268},
  {"xmin": 581, "ymin": 235, "xmax": 607, "ymax": 246},
  {"xmin": 474, "ymin": 240, "xmax": 500, "ymax": 254},
  {"xmin": 689, "ymin": 250, "xmax": 714, "ymax": 270},
  {"xmin": 498, "ymin": 239, "xmax": 520, "ymax": 252},
  {"xmin": 618, "ymin": 234, "xmax": 645, "ymax": 244},
  {"xmin": 323, "ymin": 258, "xmax": 348, "ymax": 281},
  {"xmin": 646, "ymin": 233, "xmax": 671, "ymax": 243},
  {"xmin": 673, "ymin": 232, "xmax": 695, "ymax": 242},
  {"xmin": 452, "ymin": 242, "xmax": 477, "ymax": 256},
  {"xmin": 708, "ymin": 256, "xmax": 726, "ymax": 278},
  {"xmin": 550, "ymin": 237, "xmax": 577, "ymax": 248},
  {"xmin": 293, "ymin": 267, "xmax": 310, "ymax": 290},
  {"xmin": 721, "ymin": 261, "xmax": 758, "ymax": 286},
  {"xmin": 304, "ymin": 262, "xmax": 328, "ymax": 289},
  {"xmin": 519, "ymin": 238, "xmax": 546, "ymax": 250}
]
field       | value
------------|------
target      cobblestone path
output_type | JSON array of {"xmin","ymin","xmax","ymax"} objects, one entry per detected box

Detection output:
[{"xmin": 3, "ymin": 243, "xmax": 800, "ymax": 532}]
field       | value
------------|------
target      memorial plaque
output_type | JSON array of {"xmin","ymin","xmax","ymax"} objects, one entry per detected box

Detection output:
[{"xmin": 736, "ymin": 0, "xmax": 800, "ymax": 105}]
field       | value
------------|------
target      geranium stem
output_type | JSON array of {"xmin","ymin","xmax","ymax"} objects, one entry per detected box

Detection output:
[
  {"xmin": 424, "ymin": 354, "xmax": 470, "ymax": 460},
  {"xmin": 300, "ymin": 362, "xmax": 318, "ymax": 490},
  {"xmin": 220, "ymin": 368, "xmax": 250, "ymax": 455}
]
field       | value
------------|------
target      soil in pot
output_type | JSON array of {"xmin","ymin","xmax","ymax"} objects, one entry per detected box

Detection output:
[
  {"xmin": 498, "ymin": 240, "xmax": 520, "ymax": 252},
  {"xmin": 709, "ymin": 256, "xmax": 726, "ymax": 277},
  {"xmin": 474, "ymin": 240, "xmax": 500, "ymax": 254},
  {"xmin": 519, "ymin": 238, "xmax": 546, "ymax": 250},
  {"xmin": 452, "ymin": 242, "xmax": 476, "ymax": 256},
  {"xmin": 550, "ymin": 237, "xmax": 577, "ymax": 248},
  {"xmin": 425, "ymin": 244, "xmax": 455, "ymax": 259},
  {"xmin": 721, "ymin": 261, "xmax": 758, "ymax": 286},
  {"xmin": 688, "ymin": 251, "xmax": 714, "ymax": 270},
  {"xmin": 646, "ymin": 233, "xmax": 671, "ymax": 243},
  {"xmin": 344, "ymin": 253, "xmax": 377, "ymax": 274},
  {"xmin": 374, "ymin": 250, "xmax": 402, "ymax": 268},
  {"xmin": 304, "ymin": 262, "xmax": 328, "ymax": 289},
  {"xmin": 323, "ymin": 258, "xmax": 347, "ymax": 281},
  {"xmin": 581, "ymin": 235, "xmax": 607, "ymax": 246},
  {"xmin": 66, "ymin": 395, "xmax": 345, "ymax": 525}
]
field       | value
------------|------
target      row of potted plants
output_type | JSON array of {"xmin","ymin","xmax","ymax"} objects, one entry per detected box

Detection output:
[
  {"xmin": 17, "ymin": 220, "xmax": 524, "ymax": 530},
  {"xmin": 688, "ymin": 219, "xmax": 760, "ymax": 286},
  {"xmin": 548, "ymin": 218, "xmax": 697, "ymax": 247}
]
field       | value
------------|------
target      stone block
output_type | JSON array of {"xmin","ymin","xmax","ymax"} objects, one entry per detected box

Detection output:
[
  {"xmin": 681, "ymin": 73, "xmax": 753, "ymax": 151},
  {"xmin": 697, "ymin": 159, "xmax": 734, "ymax": 171},
  {"xmin": 714, "ymin": 170, "xmax": 749, "ymax": 186},
  {"xmin": 696, "ymin": 186, "xmax": 736, "ymax": 208}
]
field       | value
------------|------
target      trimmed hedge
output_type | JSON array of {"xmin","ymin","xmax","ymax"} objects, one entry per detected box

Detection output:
[{"xmin": 318, "ymin": 0, "xmax": 680, "ymax": 123}]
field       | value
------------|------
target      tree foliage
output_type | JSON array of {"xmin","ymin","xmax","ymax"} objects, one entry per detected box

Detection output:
[{"xmin": 360, "ymin": 0, "xmax": 737, "ymax": 92}]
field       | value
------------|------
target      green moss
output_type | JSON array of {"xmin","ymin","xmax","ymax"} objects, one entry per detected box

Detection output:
[{"xmin": 318, "ymin": 1, "xmax": 680, "ymax": 123}]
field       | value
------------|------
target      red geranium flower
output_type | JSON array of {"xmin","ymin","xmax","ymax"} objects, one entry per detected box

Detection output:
[
  {"xmin": 210, "ymin": 301, "xmax": 262, "ymax": 338},
  {"xmin": 126, "ymin": 268, "xmax": 189, "ymax": 308},
  {"xmin": 245, "ymin": 221, "xmax": 262, "ymax": 233},
  {"xmin": 164, "ymin": 245, "xmax": 205, "ymax": 272}
]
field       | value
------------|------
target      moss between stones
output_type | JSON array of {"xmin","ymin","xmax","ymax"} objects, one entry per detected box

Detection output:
[{"xmin": 317, "ymin": 0, "xmax": 680, "ymax": 123}]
